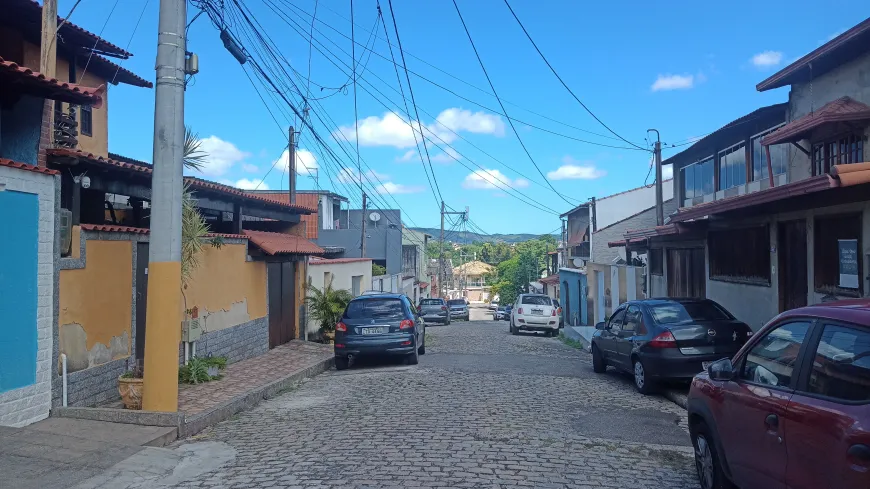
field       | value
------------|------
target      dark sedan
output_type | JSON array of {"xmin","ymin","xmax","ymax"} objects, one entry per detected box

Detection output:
[
  {"xmin": 591, "ymin": 298, "xmax": 751, "ymax": 394},
  {"xmin": 334, "ymin": 293, "xmax": 426, "ymax": 370}
]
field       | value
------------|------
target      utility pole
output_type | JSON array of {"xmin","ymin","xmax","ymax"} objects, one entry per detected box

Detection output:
[
  {"xmin": 649, "ymin": 129, "xmax": 664, "ymax": 226},
  {"xmin": 360, "ymin": 192, "xmax": 367, "ymax": 257},
  {"xmin": 142, "ymin": 0, "xmax": 187, "ymax": 412},
  {"xmin": 288, "ymin": 126, "xmax": 296, "ymax": 204},
  {"xmin": 439, "ymin": 201, "xmax": 445, "ymax": 298}
]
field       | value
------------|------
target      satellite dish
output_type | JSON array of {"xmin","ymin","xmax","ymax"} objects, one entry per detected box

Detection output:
[
  {"xmin": 369, "ymin": 212, "xmax": 381, "ymax": 222},
  {"xmin": 572, "ymin": 257, "xmax": 584, "ymax": 267}
]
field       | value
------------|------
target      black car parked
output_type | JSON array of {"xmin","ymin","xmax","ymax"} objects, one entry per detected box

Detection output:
[
  {"xmin": 334, "ymin": 293, "xmax": 426, "ymax": 370},
  {"xmin": 591, "ymin": 298, "xmax": 751, "ymax": 394}
]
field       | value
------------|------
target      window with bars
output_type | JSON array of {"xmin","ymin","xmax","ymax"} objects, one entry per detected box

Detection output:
[
  {"xmin": 80, "ymin": 105, "xmax": 93, "ymax": 136},
  {"xmin": 813, "ymin": 135, "xmax": 864, "ymax": 175},
  {"xmin": 709, "ymin": 226, "xmax": 771, "ymax": 284},
  {"xmin": 814, "ymin": 214, "xmax": 862, "ymax": 296},
  {"xmin": 719, "ymin": 144, "xmax": 747, "ymax": 191}
]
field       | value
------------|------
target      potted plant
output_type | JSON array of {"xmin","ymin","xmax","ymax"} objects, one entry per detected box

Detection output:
[
  {"xmin": 118, "ymin": 362, "xmax": 144, "ymax": 410},
  {"xmin": 305, "ymin": 277, "xmax": 353, "ymax": 344}
]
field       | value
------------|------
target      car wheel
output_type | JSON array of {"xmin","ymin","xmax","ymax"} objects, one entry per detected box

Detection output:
[
  {"xmin": 335, "ymin": 356, "xmax": 349, "ymax": 371},
  {"xmin": 592, "ymin": 345, "xmax": 606, "ymax": 373},
  {"xmin": 693, "ymin": 422, "xmax": 732, "ymax": 489},
  {"xmin": 418, "ymin": 335, "xmax": 426, "ymax": 355},
  {"xmin": 406, "ymin": 348, "xmax": 419, "ymax": 365},
  {"xmin": 510, "ymin": 319, "xmax": 518, "ymax": 335},
  {"xmin": 633, "ymin": 358, "xmax": 656, "ymax": 394}
]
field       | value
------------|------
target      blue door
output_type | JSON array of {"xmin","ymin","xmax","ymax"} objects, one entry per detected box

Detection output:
[{"xmin": 0, "ymin": 190, "xmax": 39, "ymax": 393}]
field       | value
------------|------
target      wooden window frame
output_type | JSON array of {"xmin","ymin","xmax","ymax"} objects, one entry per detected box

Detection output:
[
  {"xmin": 812, "ymin": 133, "xmax": 864, "ymax": 176},
  {"xmin": 80, "ymin": 104, "xmax": 93, "ymax": 137},
  {"xmin": 708, "ymin": 225, "xmax": 771, "ymax": 286},
  {"xmin": 813, "ymin": 213, "xmax": 863, "ymax": 297}
]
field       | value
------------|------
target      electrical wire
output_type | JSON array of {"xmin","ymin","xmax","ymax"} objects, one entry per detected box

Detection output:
[
  {"xmin": 501, "ymin": 0, "xmax": 647, "ymax": 151},
  {"xmin": 450, "ymin": 0, "xmax": 577, "ymax": 206},
  {"xmin": 80, "ymin": 0, "xmax": 121, "ymax": 80},
  {"xmin": 110, "ymin": 0, "xmax": 151, "ymax": 85}
]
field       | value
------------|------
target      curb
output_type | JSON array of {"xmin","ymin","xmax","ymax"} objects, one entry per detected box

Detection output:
[
  {"xmin": 559, "ymin": 327, "xmax": 591, "ymax": 352},
  {"xmin": 663, "ymin": 389, "xmax": 688, "ymax": 410}
]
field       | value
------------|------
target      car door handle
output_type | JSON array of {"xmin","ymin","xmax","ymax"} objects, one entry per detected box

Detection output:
[
  {"xmin": 848, "ymin": 444, "xmax": 870, "ymax": 462},
  {"xmin": 765, "ymin": 414, "xmax": 778, "ymax": 429}
]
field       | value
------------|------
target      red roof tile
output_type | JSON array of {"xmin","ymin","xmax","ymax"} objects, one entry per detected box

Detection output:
[
  {"xmin": 185, "ymin": 178, "xmax": 316, "ymax": 213},
  {"xmin": 248, "ymin": 192, "xmax": 321, "ymax": 238},
  {"xmin": 48, "ymin": 148, "xmax": 152, "ymax": 173},
  {"xmin": 539, "ymin": 274, "xmax": 560, "ymax": 285},
  {"xmin": 0, "ymin": 57, "xmax": 105, "ymax": 106},
  {"xmin": 80, "ymin": 224, "xmax": 149, "ymax": 234},
  {"xmin": 762, "ymin": 97, "xmax": 870, "ymax": 146},
  {"xmin": 309, "ymin": 257, "xmax": 372, "ymax": 265},
  {"xmin": 244, "ymin": 230, "xmax": 324, "ymax": 256},
  {"xmin": 88, "ymin": 54, "xmax": 152, "ymax": 88},
  {"xmin": 0, "ymin": 158, "xmax": 59, "ymax": 175}
]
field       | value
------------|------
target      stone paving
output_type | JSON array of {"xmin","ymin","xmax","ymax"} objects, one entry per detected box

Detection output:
[{"xmin": 154, "ymin": 321, "xmax": 699, "ymax": 488}]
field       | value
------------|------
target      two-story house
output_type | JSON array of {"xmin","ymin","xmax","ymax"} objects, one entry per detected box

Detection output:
[{"xmin": 617, "ymin": 17, "xmax": 870, "ymax": 330}]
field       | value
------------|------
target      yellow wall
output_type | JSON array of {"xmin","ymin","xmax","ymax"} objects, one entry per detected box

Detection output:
[
  {"xmin": 58, "ymin": 240, "xmax": 132, "ymax": 372},
  {"xmin": 23, "ymin": 41, "xmax": 109, "ymax": 157},
  {"xmin": 183, "ymin": 243, "xmax": 267, "ymax": 332}
]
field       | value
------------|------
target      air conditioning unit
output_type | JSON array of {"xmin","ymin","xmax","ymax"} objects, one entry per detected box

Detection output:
[{"xmin": 59, "ymin": 208, "xmax": 72, "ymax": 256}]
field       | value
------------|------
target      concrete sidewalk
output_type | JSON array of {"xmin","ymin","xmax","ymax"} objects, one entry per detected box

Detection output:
[{"xmin": 0, "ymin": 418, "xmax": 176, "ymax": 489}]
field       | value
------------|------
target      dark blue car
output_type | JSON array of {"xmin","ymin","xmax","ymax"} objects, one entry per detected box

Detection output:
[
  {"xmin": 334, "ymin": 293, "xmax": 426, "ymax": 370},
  {"xmin": 591, "ymin": 298, "xmax": 752, "ymax": 394}
]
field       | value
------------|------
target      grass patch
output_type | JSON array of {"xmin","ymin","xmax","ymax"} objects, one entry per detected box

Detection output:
[{"xmin": 559, "ymin": 332, "xmax": 585, "ymax": 350}]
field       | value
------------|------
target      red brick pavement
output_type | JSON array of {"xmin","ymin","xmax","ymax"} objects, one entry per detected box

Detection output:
[{"xmin": 179, "ymin": 341, "xmax": 333, "ymax": 415}]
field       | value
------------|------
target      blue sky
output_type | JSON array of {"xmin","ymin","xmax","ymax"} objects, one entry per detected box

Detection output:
[{"xmin": 63, "ymin": 0, "xmax": 869, "ymax": 234}]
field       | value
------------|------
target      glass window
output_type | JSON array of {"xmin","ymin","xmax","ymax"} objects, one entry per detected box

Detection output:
[
  {"xmin": 419, "ymin": 299, "xmax": 443, "ymax": 306},
  {"xmin": 807, "ymin": 325, "xmax": 870, "ymax": 402},
  {"xmin": 701, "ymin": 158, "xmax": 715, "ymax": 195},
  {"xmin": 447, "ymin": 299, "xmax": 466, "ymax": 306},
  {"xmin": 682, "ymin": 165, "xmax": 695, "ymax": 200},
  {"xmin": 608, "ymin": 308, "xmax": 626, "ymax": 329},
  {"xmin": 740, "ymin": 321, "xmax": 812, "ymax": 387},
  {"xmin": 752, "ymin": 128, "xmax": 787, "ymax": 181},
  {"xmin": 649, "ymin": 301, "xmax": 732, "ymax": 324},
  {"xmin": 344, "ymin": 298, "xmax": 406, "ymax": 320},
  {"xmin": 624, "ymin": 306, "xmax": 642, "ymax": 332},
  {"xmin": 720, "ymin": 144, "xmax": 747, "ymax": 190},
  {"xmin": 521, "ymin": 295, "xmax": 552, "ymax": 305},
  {"xmin": 80, "ymin": 105, "xmax": 93, "ymax": 136}
]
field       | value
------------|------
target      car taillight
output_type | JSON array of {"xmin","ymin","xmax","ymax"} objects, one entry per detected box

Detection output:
[
  {"xmin": 551, "ymin": 309, "xmax": 557, "ymax": 316},
  {"xmin": 336, "ymin": 322, "xmax": 347, "ymax": 332},
  {"xmin": 399, "ymin": 319, "xmax": 414, "ymax": 329},
  {"xmin": 649, "ymin": 330, "xmax": 677, "ymax": 348},
  {"xmin": 518, "ymin": 307, "xmax": 523, "ymax": 315},
  {"xmin": 417, "ymin": 305, "xmax": 422, "ymax": 313},
  {"xmin": 441, "ymin": 306, "xmax": 448, "ymax": 311}
]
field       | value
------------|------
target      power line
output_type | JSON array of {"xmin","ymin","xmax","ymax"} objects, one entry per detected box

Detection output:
[
  {"xmin": 110, "ymin": 0, "xmax": 150, "ymax": 85},
  {"xmin": 349, "ymin": 0, "xmax": 362, "ymax": 196},
  {"xmin": 501, "ymin": 0, "xmax": 648, "ymax": 151},
  {"xmin": 450, "ymin": 0, "xmax": 576, "ymax": 206}
]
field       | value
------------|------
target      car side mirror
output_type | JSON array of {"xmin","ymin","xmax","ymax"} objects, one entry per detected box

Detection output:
[
  {"xmin": 708, "ymin": 358, "xmax": 735, "ymax": 381},
  {"xmin": 595, "ymin": 322, "xmax": 606, "ymax": 330}
]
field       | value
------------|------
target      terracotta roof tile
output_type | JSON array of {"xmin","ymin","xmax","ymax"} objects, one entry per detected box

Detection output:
[
  {"xmin": 80, "ymin": 224, "xmax": 149, "ymax": 234},
  {"xmin": 762, "ymin": 97, "xmax": 870, "ymax": 146},
  {"xmin": 185, "ymin": 178, "xmax": 316, "ymax": 213},
  {"xmin": 244, "ymin": 230, "xmax": 324, "ymax": 256},
  {"xmin": 48, "ymin": 148, "xmax": 153, "ymax": 173},
  {"xmin": 0, "ymin": 57, "xmax": 105, "ymax": 106},
  {"xmin": 0, "ymin": 158, "xmax": 59, "ymax": 175},
  {"xmin": 247, "ymin": 192, "xmax": 321, "ymax": 238},
  {"xmin": 309, "ymin": 257, "xmax": 372, "ymax": 265},
  {"xmin": 88, "ymin": 54, "xmax": 152, "ymax": 88},
  {"xmin": 15, "ymin": 0, "xmax": 133, "ymax": 57}
]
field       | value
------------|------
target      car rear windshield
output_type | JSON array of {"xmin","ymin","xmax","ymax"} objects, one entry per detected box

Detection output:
[
  {"xmin": 521, "ymin": 296, "xmax": 551, "ymax": 305},
  {"xmin": 649, "ymin": 301, "xmax": 731, "ymax": 324},
  {"xmin": 419, "ymin": 299, "xmax": 443, "ymax": 305},
  {"xmin": 344, "ymin": 298, "xmax": 406, "ymax": 320},
  {"xmin": 447, "ymin": 300, "xmax": 466, "ymax": 306}
]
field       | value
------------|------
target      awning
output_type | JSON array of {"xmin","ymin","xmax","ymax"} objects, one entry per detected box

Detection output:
[
  {"xmin": 539, "ymin": 274, "xmax": 560, "ymax": 285},
  {"xmin": 1, "ymin": 57, "xmax": 105, "ymax": 106},
  {"xmin": 418, "ymin": 282, "xmax": 430, "ymax": 289},
  {"xmin": 608, "ymin": 238, "xmax": 648, "ymax": 248},
  {"xmin": 623, "ymin": 224, "xmax": 683, "ymax": 240},
  {"xmin": 762, "ymin": 97, "xmax": 870, "ymax": 146},
  {"xmin": 243, "ymin": 230, "xmax": 324, "ymax": 256}
]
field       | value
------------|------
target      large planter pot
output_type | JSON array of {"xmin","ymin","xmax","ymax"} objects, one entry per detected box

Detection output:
[{"xmin": 118, "ymin": 377, "xmax": 144, "ymax": 410}]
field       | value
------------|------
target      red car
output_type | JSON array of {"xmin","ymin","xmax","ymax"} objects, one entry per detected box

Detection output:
[{"xmin": 688, "ymin": 299, "xmax": 870, "ymax": 489}]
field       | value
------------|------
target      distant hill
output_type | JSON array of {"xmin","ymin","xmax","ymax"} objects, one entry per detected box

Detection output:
[{"xmin": 409, "ymin": 227, "xmax": 552, "ymax": 244}]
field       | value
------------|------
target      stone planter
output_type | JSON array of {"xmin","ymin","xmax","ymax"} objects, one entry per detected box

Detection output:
[{"xmin": 118, "ymin": 377, "xmax": 144, "ymax": 410}]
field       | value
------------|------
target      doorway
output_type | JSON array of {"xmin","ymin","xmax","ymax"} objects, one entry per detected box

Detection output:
[
  {"xmin": 135, "ymin": 242, "xmax": 149, "ymax": 361},
  {"xmin": 667, "ymin": 248, "xmax": 706, "ymax": 298},
  {"xmin": 778, "ymin": 220, "xmax": 808, "ymax": 312},
  {"xmin": 267, "ymin": 261, "xmax": 297, "ymax": 348}
]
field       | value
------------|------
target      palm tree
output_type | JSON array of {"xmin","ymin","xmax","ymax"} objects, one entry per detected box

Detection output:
[
  {"xmin": 305, "ymin": 278, "xmax": 353, "ymax": 336},
  {"xmin": 181, "ymin": 127, "xmax": 214, "ymax": 287}
]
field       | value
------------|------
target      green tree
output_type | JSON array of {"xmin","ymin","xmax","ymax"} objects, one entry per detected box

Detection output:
[
  {"xmin": 305, "ymin": 279, "xmax": 354, "ymax": 334},
  {"xmin": 372, "ymin": 263, "xmax": 386, "ymax": 276}
]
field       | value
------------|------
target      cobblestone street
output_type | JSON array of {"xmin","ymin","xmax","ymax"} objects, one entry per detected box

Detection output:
[{"xmin": 89, "ymin": 318, "xmax": 699, "ymax": 488}]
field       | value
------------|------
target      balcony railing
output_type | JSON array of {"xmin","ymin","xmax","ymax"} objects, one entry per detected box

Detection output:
[
  {"xmin": 54, "ymin": 109, "xmax": 78, "ymax": 148},
  {"xmin": 570, "ymin": 241, "xmax": 590, "ymax": 259}
]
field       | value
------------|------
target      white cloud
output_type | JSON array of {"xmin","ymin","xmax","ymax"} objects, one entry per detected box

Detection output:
[
  {"xmin": 234, "ymin": 178, "xmax": 269, "ymax": 190},
  {"xmin": 396, "ymin": 149, "xmax": 417, "ymax": 162},
  {"xmin": 751, "ymin": 50, "xmax": 783, "ymax": 68},
  {"xmin": 651, "ymin": 74, "xmax": 694, "ymax": 92},
  {"xmin": 337, "ymin": 108, "xmax": 504, "ymax": 149},
  {"xmin": 462, "ymin": 169, "xmax": 527, "ymax": 190},
  {"xmin": 242, "ymin": 163, "xmax": 259, "ymax": 173},
  {"xmin": 663, "ymin": 164, "xmax": 674, "ymax": 180},
  {"xmin": 273, "ymin": 148, "xmax": 318, "ymax": 175},
  {"xmin": 547, "ymin": 157, "xmax": 606, "ymax": 180},
  {"xmin": 376, "ymin": 182, "xmax": 424, "ymax": 194},
  {"xmin": 195, "ymin": 136, "xmax": 251, "ymax": 176},
  {"xmin": 337, "ymin": 167, "xmax": 390, "ymax": 184}
]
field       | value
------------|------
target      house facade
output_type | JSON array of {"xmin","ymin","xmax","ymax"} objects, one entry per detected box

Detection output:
[
  {"xmin": 618, "ymin": 18, "xmax": 870, "ymax": 330},
  {"xmin": 453, "ymin": 260, "xmax": 495, "ymax": 302},
  {"xmin": 306, "ymin": 257, "xmax": 372, "ymax": 339}
]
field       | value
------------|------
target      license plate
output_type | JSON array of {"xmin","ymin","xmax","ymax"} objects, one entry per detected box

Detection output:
[
  {"xmin": 362, "ymin": 327, "xmax": 388, "ymax": 335},
  {"xmin": 702, "ymin": 361, "xmax": 713, "ymax": 371},
  {"xmin": 531, "ymin": 309, "xmax": 543, "ymax": 315}
]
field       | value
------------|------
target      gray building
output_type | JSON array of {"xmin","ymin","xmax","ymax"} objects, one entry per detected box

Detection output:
[{"xmin": 317, "ymin": 208, "xmax": 403, "ymax": 275}]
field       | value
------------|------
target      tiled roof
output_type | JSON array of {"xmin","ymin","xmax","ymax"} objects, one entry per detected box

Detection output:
[
  {"xmin": 248, "ymin": 192, "xmax": 320, "ymax": 238},
  {"xmin": 14, "ymin": 0, "xmax": 133, "ymax": 58},
  {"xmin": 46, "ymin": 149, "xmax": 315, "ymax": 213},
  {"xmin": 762, "ymin": 97, "xmax": 870, "ymax": 146},
  {"xmin": 0, "ymin": 158, "xmax": 59, "ymax": 175},
  {"xmin": 539, "ymin": 274, "xmax": 560, "ymax": 285},
  {"xmin": 87, "ymin": 54, "xmax": 152, "ymax": 88},
  {"xmin": 80, "ymin": 224, "xmax": 149, "ymax": 234},
  {"xmin": 0, "ymin": 57, "xmax": 105, "ymax": 106},
  {"xmin": 309, "ymin": 257, "xmax": 372, "ymax": 265},
  {"xmin": 244, "ymin": 230, "xmax": 324, "ymax": 256}
]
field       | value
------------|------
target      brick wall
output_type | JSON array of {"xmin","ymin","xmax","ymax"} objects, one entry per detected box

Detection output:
[
  {"xmin": 178, "ymin": 317, "xmax": 269, "ymax": 365},
  {"xmin": 591, "ymin": 199, "xmax": 679, "ymax": 265},
  {"xmin": 0, "ymin": 166, "xmax": 57, "ymax": 426}
]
